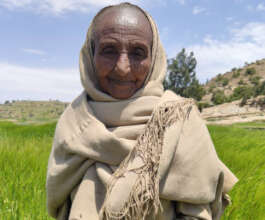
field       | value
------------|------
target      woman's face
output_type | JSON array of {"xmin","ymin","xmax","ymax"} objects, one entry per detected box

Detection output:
[{"xmin": 93, "ymin": 7, "xmax": 153, "ymax": 99}]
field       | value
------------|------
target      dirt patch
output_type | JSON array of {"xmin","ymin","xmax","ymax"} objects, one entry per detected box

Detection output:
[{"xmin": 201, "ymin": 98, "xmax": 265, "ymax": 124}]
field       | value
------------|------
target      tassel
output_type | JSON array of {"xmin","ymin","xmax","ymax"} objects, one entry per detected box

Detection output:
[{"xmin": 100, "ymin": 99, "xmax": 194, "ymax": 220}]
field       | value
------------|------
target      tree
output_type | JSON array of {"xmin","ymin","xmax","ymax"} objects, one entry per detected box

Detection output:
[{"xmin": 163, "ymin": 48, "xmax": 205, "ymax": 101}]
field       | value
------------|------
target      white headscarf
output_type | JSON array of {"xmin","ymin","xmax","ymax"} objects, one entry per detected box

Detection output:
[{"xmin": 79, "ymin": 3, "xmax": 167, "ymax": 102}]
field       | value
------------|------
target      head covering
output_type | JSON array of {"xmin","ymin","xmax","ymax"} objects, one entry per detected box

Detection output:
[
  {"xmin": 46, "ymin": 3, "xmax": 237, "ymax": 220},
  {"xmin": 79, "ymin": 2, "xmax": 167, "ymax": 102}
]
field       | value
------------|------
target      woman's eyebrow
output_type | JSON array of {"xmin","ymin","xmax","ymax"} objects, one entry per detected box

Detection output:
[
  {"xmin": 98, "ymin": 39, "xmax": 119, "ymax": 48},
  {"xmin": 98, "ymin": 37, "xmax": 119, "ymax": 43},
  {"xmin": 129, "ymin": 41, "xmax": 149, "ymax": 50}
]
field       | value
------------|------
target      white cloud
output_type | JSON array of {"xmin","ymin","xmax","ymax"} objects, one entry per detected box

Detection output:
[
  {"xmin": 176, "ymin": 0, "xmax": 186, "ymax": 5},
  {"xmin": 0, "ymin": 0, "xmax": 142, "ymax": 15},
  {"xmin": 192, "ymin": 6, "xmax": 206, "ymax": 15},
  {"xmin": 182, "ymin": 22, "xmax": 265, "ymax": 82},
  {"xmin": 0, "ymin": 62, "xmax": 82, "ymax": 103},
  {"xmin": 22, "ymin": 48, "xmax": 46, "ymax": 55},
  {"xmin": 257, "ymin": 3, "xmax": 265, "ymax": 11},
  {"xmin": 231, "ymin": 22, "xmax": 265, "ymax": 44}
]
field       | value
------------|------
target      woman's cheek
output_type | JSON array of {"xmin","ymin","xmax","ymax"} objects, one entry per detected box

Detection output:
[
  {"xmin": 95, "ymin": 56, "xmax": 115, "ymax": 77},
  {"xmin": 134, "ymin": 61, "xmax": 150, "ymax": 81}
]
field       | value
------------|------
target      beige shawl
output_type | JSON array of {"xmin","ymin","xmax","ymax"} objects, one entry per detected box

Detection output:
[{"xmin": 46, "ymin": 3, "xmax": 237, "ymax": 220}]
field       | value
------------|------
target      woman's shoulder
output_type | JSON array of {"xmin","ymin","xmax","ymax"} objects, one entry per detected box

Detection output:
[
  {"xmin": 159, "ymin": 90, "xmax": 202, "ymax": 128},
  {"xmin": 161, "ymin": 90, "xmax": 197, "ymax": 110},
  {"xmin": 54, "ymin": 91, "xmax": 93, "ymax": 143},
  {"xmin": 162, "ymin": 90, "xmax": 193, "ymax": 102}
]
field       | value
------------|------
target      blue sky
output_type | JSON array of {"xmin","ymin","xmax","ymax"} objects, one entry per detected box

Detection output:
[{"xmin": 1, "ymin": 0, "xmax": 265, "ymax": 103}]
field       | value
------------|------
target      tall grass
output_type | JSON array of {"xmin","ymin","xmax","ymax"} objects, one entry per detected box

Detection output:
[
  {"xmin": 0, "ymin": 121, "xmax": 55, "ymax": 219},
  {"xmin": 208, "ymin": 124, "xmax": 265, "ymax": 220},
  {"xmin": 0, "ymin": 121, "xmax": 264, "ymax": 219}
]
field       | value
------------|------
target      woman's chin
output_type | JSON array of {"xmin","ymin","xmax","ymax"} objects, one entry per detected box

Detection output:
[
  {"xmin": 107, "ymin": 84, "xmax": 137, "ymax": 99},
  {"xmin": 108, "ymin": 89, "xmax": 136, "ymax": 99},
  {"xmin": 109, "ymin": 91, "xmax": 135, "ymax": 99}
]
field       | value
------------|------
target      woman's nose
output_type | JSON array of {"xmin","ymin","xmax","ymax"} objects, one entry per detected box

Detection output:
[{"xmin": 115, "ymin": 53, "xmax": 130, "ymax": 77}]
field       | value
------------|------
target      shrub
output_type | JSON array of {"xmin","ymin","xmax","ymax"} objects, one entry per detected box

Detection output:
[
  {"xmin": 216, "ymin": 74, "xmax": 223, "ymax": 82},
  {"xmin": 245, "ymin": 67, "xmax": 256, "ymax": 75},
  {"xmin": 232, "ymin": 70, "xmax": 240, "ymax": 78},
  {"xmin": 238, "ymin": 79, "xmax": 245, "ymax": 85},
  {"xmin": 211, "ymin": 90, "xmax": 227, "ymax": 105},
  {"xmin": 208, "ymin": 85, "xmax": 216, "ymax": 93},
  {"xmin": 230, "ymin": 86, "xmax": 254, "ymax": 102},
  {"xmin": 254, "ymin": 81, "xmax": 265, "ymax": 96},
  {"xmin": 197, "ymin": 102, "xmax": 211, "ymax": 112},
  {"xmin": 222, "ymin": 78, "xmax": 229, "ymax": 86},
  {"xmin": 249, "ymin": 76, "xmax": 261, "ymax": 86}
]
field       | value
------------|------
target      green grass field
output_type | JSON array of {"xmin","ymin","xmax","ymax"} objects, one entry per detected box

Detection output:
[{"xmin": 0, "ymin": 121, "xmax": 264, "ymax": 219}]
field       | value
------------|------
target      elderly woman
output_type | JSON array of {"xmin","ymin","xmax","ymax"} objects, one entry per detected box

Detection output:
[{"xmin": 46, "ymin": 3, "xmax": 237, "ymax": 220}]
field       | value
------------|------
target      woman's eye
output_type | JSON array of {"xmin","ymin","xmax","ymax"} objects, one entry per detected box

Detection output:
[
  {"xmin": 131, "ymin": 48, "xmax": 146, "ymax": 58},
  {"xmin": 101, "ymin": 47, "xmax": 117, "ymax": 55}
]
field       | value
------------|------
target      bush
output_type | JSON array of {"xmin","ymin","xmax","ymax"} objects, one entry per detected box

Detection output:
[
  {"xmin": 230, "ymin": 86, "xmax": 254, "ymax": 102},
  {"xmin": 254, "ymin": 81, "xmax": 265, "ymax": 96},
  {"xmin": 222, "ymin": 78, "xmax": 229, "ymax": 86},
  {"xmin": 216, "ymin": 74, "xmax": 223, "ymax": 82},
  {"xmin": 238, "ymin": 79, "xmax": 245, "ymax": 85},
  {"xmin": 249, "ymin": 76, "xmax": 261, "ymax": 86},
  {"xmin": 197, "ymin": 102, "xmax": 211, "ymax": 112},
  {"xmin": 245, "ymin": 67, "xmax": 256, "ymax": 75},
  {"xmin": 208, "ymin": 85, "xmax": 216, "ymax": 93},
  {"xmin": 232, "ymin": 70, "xmax": 240, "ymax": 78},
  {"xmin": 211, "ymin": 90, "xmax": 227, "ymax": 105}
]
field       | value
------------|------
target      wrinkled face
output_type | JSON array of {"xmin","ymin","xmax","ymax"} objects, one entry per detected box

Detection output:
[{"xmin": 93, "ymin": 7, "xmax": 153, "ymax": 99}]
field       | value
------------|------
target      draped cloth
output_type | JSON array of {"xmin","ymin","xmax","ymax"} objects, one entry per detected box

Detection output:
[{"xmin": 46, "ymin": 3, "xmax": 237, "ymax": 220}]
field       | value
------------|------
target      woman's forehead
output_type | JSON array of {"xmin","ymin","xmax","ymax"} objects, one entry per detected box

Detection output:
[{"xmin": 93, "ymin": 7, "xmax": 152, "ymax": 41}]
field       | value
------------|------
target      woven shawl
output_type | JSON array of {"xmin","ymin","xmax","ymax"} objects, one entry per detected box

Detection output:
[{"xmin": 46, "ymin": 4, "xmax": 237, "ymax": 220}]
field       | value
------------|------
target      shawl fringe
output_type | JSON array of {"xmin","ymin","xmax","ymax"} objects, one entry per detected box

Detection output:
[{"xmin": 100, "ymin": 100, "xmax": 194, "ymax": 220}]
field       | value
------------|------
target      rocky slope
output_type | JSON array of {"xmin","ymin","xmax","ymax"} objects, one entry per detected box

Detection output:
[{"xmin": 202, "ymin": 58, "xmax": 265, "ymax": 104}]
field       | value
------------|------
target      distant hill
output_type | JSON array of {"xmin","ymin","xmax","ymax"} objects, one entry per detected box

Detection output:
[
  {"xmin": 0, "ymin": 100, "xmax": 68, "ymax": 123},
  {"xmin": 201, "ymin": 58, "xmax": 265, "ymax": 105}
]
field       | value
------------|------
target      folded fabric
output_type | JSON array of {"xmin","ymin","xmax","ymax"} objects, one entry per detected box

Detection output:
[{"xmin": 46, "ymin": 91, "xmax": 238, "ymax": 220}]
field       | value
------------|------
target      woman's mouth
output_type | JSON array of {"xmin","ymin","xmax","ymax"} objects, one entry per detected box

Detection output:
[{"xmin": 108, "ymin": 78, "xmax": 135, "ymax": 86}]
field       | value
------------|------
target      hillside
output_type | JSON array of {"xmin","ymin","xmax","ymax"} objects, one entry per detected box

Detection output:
[
  {"xmin": 201, "ymin": 58, "xmax": 265, "ymax": 105},
  {"xmin": 0, "ymin": 100, "xmax": 68, "ymax": 123}
]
